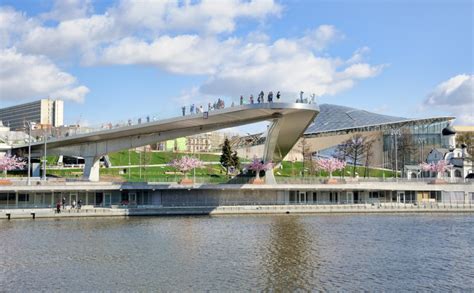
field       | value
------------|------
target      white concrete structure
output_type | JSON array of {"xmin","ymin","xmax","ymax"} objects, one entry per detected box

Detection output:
[{"xmin": 12, "ymin": 103, "xmax": 319, "ymax": 182}]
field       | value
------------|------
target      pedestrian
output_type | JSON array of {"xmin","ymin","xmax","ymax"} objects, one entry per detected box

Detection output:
[
  {"xmin": 56, "ymin": 202, "xmax": 61, "ymax": 214},
  {"xmin": 182, "ymin": 106, "xmax": 186, "ymax": 116},
  {"xmin": 250, "ymin": 94, "xmax": 254, "ymax": 104},
  {"xmin": 146, "ymin": 116, "xmax": 150, "ymax": 123},
  {"xmin": 240, "ymin": 95, "xmax": 244, "ymax": 105},
  {"xmin": 299, "ymin": 91, "xmax": 304, "ymax": 102},
  {"xmin": 72, "ymin": 199, "xmax": 76, "ymax": 209},
  {"xmin": 78, "ymin": 199, "xmax": 82, "ymax": 209},
  {"xmin": 62, "ymin": 197, "xmax": 66, "ymax": 210},
  {"xmin": 276, "ymin": 91, "xmax": 281, "ymax": 101},
  {"xmin": 128, "ymin": 119, "xmax": 132, "ymax": 126},
  {"xmin": 190, "ymin": 104, "xmax": 194, "ymax": 114},
  {"xmin": 268, "ymin": 91, "xmax": 273, "ymax": 102},
  {"xmin": 208, "ymin": 102, "xmax": 212, "ymax": 111},
  {"xmin": 259, "ymin": 91, "xmax": 264, "ymax": 103},
  {"xmin": 199, "ymin": 105, "xmax": 203, "ymax": 113}
]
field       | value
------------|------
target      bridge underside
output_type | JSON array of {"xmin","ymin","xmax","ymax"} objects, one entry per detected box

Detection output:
[{"xmin": 14, "ymin": 103, "xmax": 319, "ymax": 182}]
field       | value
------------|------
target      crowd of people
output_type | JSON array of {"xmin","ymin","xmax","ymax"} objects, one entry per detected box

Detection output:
[{"xmin": 181, "ymin": 90, "xmax": 293, "ymax": 116}]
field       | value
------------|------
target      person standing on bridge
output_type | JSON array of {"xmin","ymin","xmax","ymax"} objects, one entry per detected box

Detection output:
[
  {"xmin": 268, "ymin": 91, "xmax": 273, "ymax": 103},
  {"xmin": 276, "ymin": 91, "xmax": 281, "ymax": 101},
  {"xmin": 240, "ymin": 95, "xmax": 244, "ymax": 105},
  {"xmin": 181, "ymin": 106, "xmax": 186, "ymax": 116},
  {"xmin": 250, "ymin": 94, "xmax": 254, "ymax": 104},
  {"xmin": 259, "ymin": 91, "xmax": 264, "ymax": 103}
]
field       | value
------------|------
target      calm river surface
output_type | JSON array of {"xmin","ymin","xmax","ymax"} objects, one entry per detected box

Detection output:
[{"xmin": 1, "ymin": 214, "xmax": 473, "ymax": 292}]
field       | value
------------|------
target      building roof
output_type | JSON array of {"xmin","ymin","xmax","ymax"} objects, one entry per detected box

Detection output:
[
  {"xmin": 442, "ymin": 125, "xmax": 456, "ymax": 136},
  {"xmin": 304, "ymin": 104, "xmax": 453, "ymax": 137}
]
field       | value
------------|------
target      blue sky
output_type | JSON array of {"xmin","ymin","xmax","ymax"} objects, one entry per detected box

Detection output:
[{"xmin": 0, "ymin": 0, "xmax": 472, "ymax": 131}]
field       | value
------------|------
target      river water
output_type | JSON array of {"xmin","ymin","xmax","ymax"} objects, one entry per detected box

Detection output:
[{"xmin": 1, "ymin": 214, "xmax": 473, "ymax": 292}]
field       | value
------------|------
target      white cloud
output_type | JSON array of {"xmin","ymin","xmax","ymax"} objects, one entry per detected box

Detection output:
[
  {"xmin": 301, "ymin": 25, "xmax": 343, "ymax": 51},
  {"xmin": 347, "ymin": 46, "xmax": 370, "ymax": 64},
  {"xmin": 0, "ymin": 7, "xmax": 38, "ymax": 48},
  {"xmin": 0, "ymin": 49, "xmax": 89, "ymax": 103},
  {"xmin": 0, "ymin": 1, "xmax": 382, "ymax": 107},
  {"xmin": 424, "ymin": 74, "xmax": 474, "ymax": 124},
  {"xmin": 99, "ymin": 35, "xmax": 237, "ymax": 74},
  {"xmin": 96, "ymin": 23, "xmax": 382, "ymax": 99},
  {"xmin": 41, "ymin": 0, "xmax": 93, "ymax": 22}
]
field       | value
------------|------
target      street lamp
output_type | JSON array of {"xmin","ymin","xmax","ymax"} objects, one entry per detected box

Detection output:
[
  {"xmin": 418, "ymin": 138, "xmax": 425, "ymax": 163},
  {"xmin": 42, "ymin": 129, "xmax": 47, "ymax": 181},
  {"xmin": 25, "ymin": 121, "xmax": 35, "ymax": 185},
  {"xmin": 390, "ymin": 129, "xmax": 401, "ymax": 180}
]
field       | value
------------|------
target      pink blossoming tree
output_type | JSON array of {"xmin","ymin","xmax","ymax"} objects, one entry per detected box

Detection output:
[
  {"xmin": 420, "ymin": 160, "xmax": 452, "ymax": 178},
  {"xmin": 0, "ymin": 155, "xmax": 26, "ymax": 177},
  {"xmin": 315, "ymin": 158, "xmax": 346, "ymax": 178},
  {"xmin": 168, "ymin": 156, "xmax": 203, "ymax": 179},
  {"xmin": 246, "ymin": 157, "xmax": 273, "ymax": 180}
]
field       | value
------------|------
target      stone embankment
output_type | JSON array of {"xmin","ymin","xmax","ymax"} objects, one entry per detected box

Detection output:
[{"xmin": 2, "ymin": 203, "xmax": 473, "ymax": 220}]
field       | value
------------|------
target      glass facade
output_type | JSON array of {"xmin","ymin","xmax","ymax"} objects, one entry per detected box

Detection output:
[{"xmin": 382, "ymin": 121, "xmax": 449, "ymax": 168}]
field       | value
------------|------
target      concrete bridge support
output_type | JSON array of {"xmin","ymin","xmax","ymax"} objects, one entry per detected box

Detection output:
[
  {"xmin": 263, "ymin": 118, "xmax": 283, "ymax": 184},
  {"xmin": 83, "ymin": 156, "xmax": 101, "ymax": 182}
]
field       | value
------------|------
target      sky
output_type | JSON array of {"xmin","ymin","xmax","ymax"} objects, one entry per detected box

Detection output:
[{"xmin": 0, "ymin": 0, "xmax": 472, "ymax": 133}]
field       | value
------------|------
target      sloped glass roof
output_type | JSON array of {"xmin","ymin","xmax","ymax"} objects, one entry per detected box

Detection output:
[{"xmin": 304, "ymin": 104, "xmax": 452, "ymax": 135}]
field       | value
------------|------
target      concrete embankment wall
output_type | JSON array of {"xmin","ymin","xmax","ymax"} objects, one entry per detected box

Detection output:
[{"xmin": 2, "ymin": 204, "xmax": 473, "ymax": 220}]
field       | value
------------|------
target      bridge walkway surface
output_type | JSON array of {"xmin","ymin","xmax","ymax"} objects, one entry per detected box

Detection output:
[{"xmin": 12, "ymin": 102, "xmax": 319, "ymax": 182}]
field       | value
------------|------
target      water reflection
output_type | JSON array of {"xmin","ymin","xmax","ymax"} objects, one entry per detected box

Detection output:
[
  {"xmin": 262, "ymin": 215, "xmax": 318, "ymax": 291},
  {"xmin": 0, "ymin": 214, "xmax": 473, "ymax": 291}
]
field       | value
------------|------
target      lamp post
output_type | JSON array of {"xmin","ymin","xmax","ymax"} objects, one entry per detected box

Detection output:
[
  {"xmin": 418, "ymin": 138, "xmax": 425, "ymax": 163},
  {"xmin": 26, "ymin": 121, "xmax": 35, "ymax": 186},
  {"xmin": 43, "ymin": 129, "xmax": 47, "ymax": 181},
  {"xmin": 391, "ymin": 129, "xmax": 401, "ymax": 180}
]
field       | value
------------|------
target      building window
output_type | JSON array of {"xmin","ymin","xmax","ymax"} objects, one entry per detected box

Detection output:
[
  {"xmin": 369, "ymin": 191, "xmax": 379, "ymax": 198},
  {"xmin": 454, "ymin": 170, "xmax": 462, "ymax": 177}
]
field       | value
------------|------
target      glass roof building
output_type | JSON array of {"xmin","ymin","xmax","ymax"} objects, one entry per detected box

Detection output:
[
  {"xmin": 234, "ymin": 103, "xmax": 454, "ymax": 172},
  {"xmin": 304, "ymin": 104, "xmax": 452, "ymax": 137}
]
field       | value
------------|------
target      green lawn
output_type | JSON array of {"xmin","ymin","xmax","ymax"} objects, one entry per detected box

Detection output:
[
  {"xmin": 107, "ymin": 150, "xmax": 223, "ymax": 166},
  {"xmin": 46, "ymin": 159, "xmax": 396, "ymax": 182}
]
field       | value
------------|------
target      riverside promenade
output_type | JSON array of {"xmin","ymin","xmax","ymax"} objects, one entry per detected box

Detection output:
[
  {"xmin": 1, "ymin": 179, "xmax": 473, "ymax": 219},
  {"xmin": 2, "ymin": 202, "xmax": 474, "ymax": 220}
]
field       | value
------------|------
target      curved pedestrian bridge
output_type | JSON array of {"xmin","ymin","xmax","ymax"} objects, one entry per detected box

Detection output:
[{"xmin": 13, "ymin": 103, "xmax": 319, "ymax": 181}]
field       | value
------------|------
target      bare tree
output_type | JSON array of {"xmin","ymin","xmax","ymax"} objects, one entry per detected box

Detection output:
[
  {"xmin": 397, "ymin": 128, "xmax": 417, "ymax": 177},
  {"xmin": 336, "ymin": 134, "xmax": 368, "ymax": 177},
  {"xmin": 363, "ymin": 136, "xmax": 376, "ymax": 178},
  {"xmin": 299, "ymin": 137, "xmax": 312, "ymax": 177}
]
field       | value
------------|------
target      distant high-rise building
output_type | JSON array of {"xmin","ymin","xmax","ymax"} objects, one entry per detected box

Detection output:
[{"xmin": 0, "ymin": 99, "xmax": 64, "ymax": 130}]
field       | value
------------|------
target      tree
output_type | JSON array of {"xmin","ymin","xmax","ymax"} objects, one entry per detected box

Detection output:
[
  {"xmin": 0, "ymin": 155, "xmax": 26, "ymax": 177},
  {"xmin": 220, "ymin": 138, "xmax": 240, "ymax": 175},
  {"xmin": 420, "ymin": 160, "xmax": 452, "ymax": 179},
  {"xmin": 315, "ymin": 158, "xmax": 346, "ymax": 178},
  {"xmin": 337, "ymin": 134, "xmax": 368, "ymax": 177},
  {"xmin": 456, "ymin": 132, "xmax": 474, "ymax": 155},
  {"xmin": 299, "ymin": 137, "xmax": 312, "ymax": 176},
  {"xmin": 168, "ymin": 156, "xmax": 203, "ymax": 179},
  {"xmin": 220, "ymin": 138, "xmax": 233, "ymax": 174},
  {"xmin": 246, "ymin": 157, "xmax": 273, "ymax": 180},
  {"xmin": 363, "ymin": 136, "xmax": 376, "ymax": 178},
  {"xmin": 231, "ymin": 151, "xmax": 240, "ymax": 172},
  {"xmin": 397, "ymin": 128, "xmax": 416, "ymax": 176}
]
